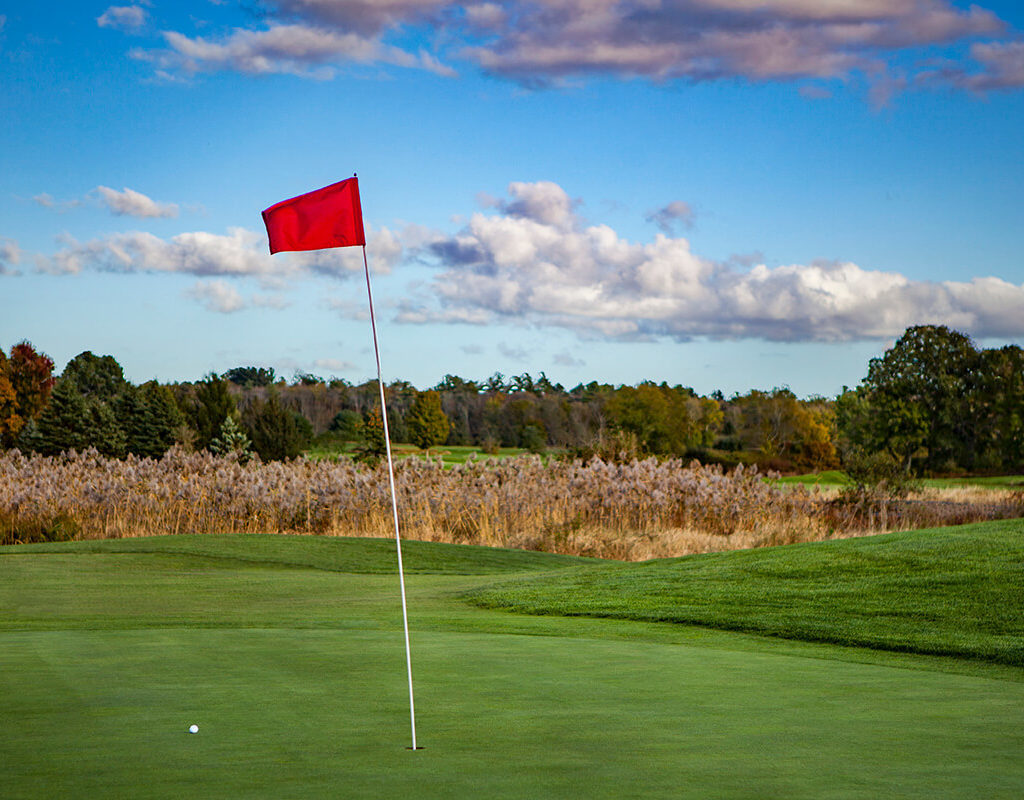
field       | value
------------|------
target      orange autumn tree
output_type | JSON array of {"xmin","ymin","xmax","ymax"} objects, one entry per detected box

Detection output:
[{"xmin": 0, "ymin": 342, "xmax": 56, "ymax": 448}]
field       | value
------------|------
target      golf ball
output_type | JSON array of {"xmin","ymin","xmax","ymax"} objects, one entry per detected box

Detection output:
[{"xmin": 189, "ymin": 724, "xmax": 199, "ymax": 734}]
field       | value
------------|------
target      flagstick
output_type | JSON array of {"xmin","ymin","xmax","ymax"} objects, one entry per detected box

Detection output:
[{"xmin": 361, "ymin": 245, "xmax": 419, "ymax": 751}]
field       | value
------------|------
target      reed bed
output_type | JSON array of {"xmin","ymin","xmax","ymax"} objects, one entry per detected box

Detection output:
[{"xmin": 2, "ymin": 448, "xmax": 1022, "ymax": 559}]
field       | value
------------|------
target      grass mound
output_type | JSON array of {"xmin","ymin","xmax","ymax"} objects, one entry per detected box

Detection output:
[{"xmin": 467, "ymin": 518, "xmax": 1024, "ymax": 666}]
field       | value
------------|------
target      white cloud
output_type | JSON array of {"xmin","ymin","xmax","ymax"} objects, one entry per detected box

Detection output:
[
  {"xmin": 42, "ymin": 228, "xmax": 277, "ymax": 277},
  {"xmin": 185, "ymin": 279, "xmax": 245, "ymax": 313},
  {"xmin": 96, "ymin": 186, "xmax": 179, "ymax": 218},
  {"xmin": 132, "ymin": 23, "xmax": 456, "ymax": 79},
  {"xmin": 0, "ymin": 237, "xmax": 22, "ymax": 276},
  {"xmin": 33, "ymin": 193, "xmax": 82, "ymax": 212},
  {"xmin": 97, "ymin": 5, "xmax": 148, "ymax": 33},
  {"xmin": 933, "ymin": 41, "xmax": 1024, "ymax": 91},
  {"xmin": 411, "ymin": 180, "xmax": 1024, "ymax": 342},
  {"xmin": 456, "ymin": 0, "xmax": 1005, "ymax": 88},
  {"xmin": 110, "ymin": 0, "xmax": 1020, "ymax": 96},
  {"xmin": 38, "ymin": 224, "xmax": 402, "ymax": 283}
]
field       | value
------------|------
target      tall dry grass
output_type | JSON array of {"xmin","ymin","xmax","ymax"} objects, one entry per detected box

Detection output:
[{"xmin": 2, "ymin": 448, "xmax": 1022, "ymax": 559}]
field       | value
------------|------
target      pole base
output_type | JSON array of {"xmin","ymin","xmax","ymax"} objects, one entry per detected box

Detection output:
[{"xmin": 406, "ymin": 746, "xmax": 424, "ymax": 750}]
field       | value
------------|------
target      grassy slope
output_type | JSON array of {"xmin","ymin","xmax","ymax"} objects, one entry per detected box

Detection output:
[
  {"xmin": 468, "ymin": 519, "xmax": 1024, "ymax": 666},
  {"xmin": 2, "ymin": 532, "xmax": 1024, "ymax": 798}
]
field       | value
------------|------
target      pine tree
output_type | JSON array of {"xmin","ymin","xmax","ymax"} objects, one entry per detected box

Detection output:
[
  {"xmin": 242, "ymin": 394, "xmax": 312, "ymax": 461},
  {"xmin": 210, "ymin": 415, "xmax": 254, "ymax": 462},
  {"xmin": 33, "ymin": 378, "xmax": 126, "ymax": 456},
  {"xmin": 406, "ymin": 390, "xmax": 450, "ymax": 451}
]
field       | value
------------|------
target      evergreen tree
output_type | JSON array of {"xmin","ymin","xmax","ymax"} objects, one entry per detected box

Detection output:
[
  {"xmin": 242, "ymin": 393, "xmax": 312, "ymax": 461},
  {"xmin": 406, "ymin": 390, "xmax": 450, "ymax": 450},
  {"xmin": 62, "ymin": 351, "xmax": 127, "ymax": 401},
  {"xmin": 121, "ymin": 381, "xmax": 184, "ymax": 458},
  {"xmin": 328, "ymin": 409, "xmax": 363, "ymax": 440},
  {"xmin": 33, "ymin": 377, "xmax": 126, "ymax": 457},
  {"xmin": 210, "ymin": 415, "xmax": 254, "ymax": 462},
  {"xmin": 187, "ymin": 373, "xmax": 237, "ymax": 451}
]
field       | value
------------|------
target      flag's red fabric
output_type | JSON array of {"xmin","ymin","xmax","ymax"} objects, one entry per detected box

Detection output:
[{"xmin": 262, "ymin": 177, "xmax": 366, "ymax": 253}]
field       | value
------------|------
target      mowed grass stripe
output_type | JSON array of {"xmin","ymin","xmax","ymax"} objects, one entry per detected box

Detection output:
[
  {"xmin": 467, "ymin": 518, "xmax": 1024, "ymax": 666},
  {"xmin": 0, "ymin": 533, "xmax": 594, "ymax": 574}
]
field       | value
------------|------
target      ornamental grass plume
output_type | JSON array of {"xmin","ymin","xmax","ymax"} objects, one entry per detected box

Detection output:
[{"xmin": 1, "ymin": 448, "xmax": 1022, "ymax": 559}]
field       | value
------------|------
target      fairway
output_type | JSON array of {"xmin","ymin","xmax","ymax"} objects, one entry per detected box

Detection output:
[{"xmin": 2, "ymin": 533, "xmax": 1023, "ymax": 798}]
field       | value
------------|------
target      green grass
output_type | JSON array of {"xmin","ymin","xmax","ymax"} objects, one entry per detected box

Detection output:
[
  {"xmin": 921, "ymin": 475, "xmax": 1024, "ymax": 489},
  {"xmin": 2, "ymin": 530, "xmax": 1024, "ymax": 798},
  {"xmin": 469, "ymin": 519, "xmax": 1024, "ymax": 666},
  {"xmin": 305, "ymin": 439, "xmax": 533, "ymax": 465},
  {"xmin": 777, "ymin": 471, "xmax": 1024, "ymax": 489},
  {"xmin": 775, "ymin": 470, "xmax": 850, "ymax": 487}
]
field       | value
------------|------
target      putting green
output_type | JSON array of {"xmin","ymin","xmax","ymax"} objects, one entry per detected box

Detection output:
[{"xmin": 2, "ymin": 535, "xmax": 1023, "ymax": 798}]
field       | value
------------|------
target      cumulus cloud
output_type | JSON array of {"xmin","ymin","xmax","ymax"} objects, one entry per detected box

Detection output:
[
  {"xmin": 111, "ymin": 0, "xmax": 1022, "ymax": 96},
  {"xmin": 96, "ymin": 186, "xmax": 179, "ymax": 218},
  {"xmin": 0, "ymin": 237, "xmax": 22, "ymax": 276},
  {"xmin": 97, "ymin": 5, "xmax": 148, "ymax": 33},
  {"xmin": 408, "ymin": 180, "xmax": 1024, "ymax": 342}
]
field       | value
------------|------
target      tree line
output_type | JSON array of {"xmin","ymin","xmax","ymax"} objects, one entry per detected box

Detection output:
[{"xmin": 1, "ymin": 325, "xmax": 1021, "ymax": 474}]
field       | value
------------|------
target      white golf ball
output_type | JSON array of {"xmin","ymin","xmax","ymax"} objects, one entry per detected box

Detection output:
[{"xmin": 189, "ymin": 724, "xmax": 199, "ymax": 734}]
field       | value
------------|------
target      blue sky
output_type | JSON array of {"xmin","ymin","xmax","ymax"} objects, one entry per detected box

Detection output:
[{"xmin": 2, "ymin": 0, "xmax": 1023, "ymax": 396}]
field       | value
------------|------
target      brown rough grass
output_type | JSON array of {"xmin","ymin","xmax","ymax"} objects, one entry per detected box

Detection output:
[{"xmin": 2, "ymin": 448, "xmax": 1022, "ymax": 559}]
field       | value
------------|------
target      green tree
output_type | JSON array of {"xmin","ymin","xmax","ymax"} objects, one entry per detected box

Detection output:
[
  {"xmin": 242, "ymin": 393, "xmax": 312, "ymax": 461},
  {"xmin": 30, "ymin": 352, "xmax": 129, "ymax": 457},
  {"xmin": 62, "ymin": 351, "xmax": 127, "ymax": 401},
  {"xmin": 851, "ymin": 325, "xmax": 979, "ymax": 473},
  {"xmin": 187, "ymin": 373, "xmax": 237, "ymax": 451},
  {"xmin": 120, "ymin": 381, "xmax": 184, "ymax": 458},
  {"xmin": 32, "ymin": 377, "xmax": 126, "ymax": 457},
  {"xmin": 328, "ymin": 409, "xmax": 364, "ymax": 440},
  {"xmin": 406, "ymin": 390, "xmax": 451, "ymax": 450},
  {"xmin": 353, "ymin": 409, "xmax": 387, "ymax": 465},
  {"xmin": 223, "ymin": 366, "xmax": 277, "ymax": 387},
  {"xmin": 605, "ymin": 383, "xmax": 671, "ymax": 454},
  {"xmin": 210, "ymin": 414, "xmax": 254, "ymax": 462},
  {"xmin": 974, "ymin": 345, "xmax": 1024, "ymax": 471}
]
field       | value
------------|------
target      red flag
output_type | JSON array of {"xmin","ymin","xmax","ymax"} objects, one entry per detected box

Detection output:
[{"xmin": 262, "ymin": 177, "xmax": 366, "ymax": 253}]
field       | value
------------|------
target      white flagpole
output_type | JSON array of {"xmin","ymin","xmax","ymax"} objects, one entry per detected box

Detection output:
[{"xmin": 361, "ymin": 244, "xmax": 419, "ymax": 751}]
